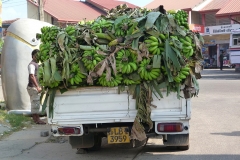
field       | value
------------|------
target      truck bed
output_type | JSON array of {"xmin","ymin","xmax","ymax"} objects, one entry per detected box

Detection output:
[{"xmin": 48, "ymin": 87, "xmax": 190, "ymax": 125}]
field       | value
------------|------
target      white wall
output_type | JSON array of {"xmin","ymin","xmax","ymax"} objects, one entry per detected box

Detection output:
[{"xmin": 27, "ymin": 2, "xmax": 52, "ymax": 24}]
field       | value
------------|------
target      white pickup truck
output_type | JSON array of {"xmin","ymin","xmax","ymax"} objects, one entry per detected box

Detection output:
[{"xmin": 47, "ymin": 86, "xmax": 191, "ymax": 151}]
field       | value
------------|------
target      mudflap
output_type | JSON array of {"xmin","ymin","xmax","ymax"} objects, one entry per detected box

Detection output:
[
  {"xmin": 69, "ymin": 133, "xmax": 95, "ymax": 149},
  {"xmin": 163, "ymin": 134, "xmax": 189, "ymax": 147}
]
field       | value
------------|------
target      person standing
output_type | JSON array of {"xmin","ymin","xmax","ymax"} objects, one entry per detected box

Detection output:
[
  {"xmin": 219, "ymin": 51, "xmax": 224, "ymax": 70},
  {"xmin": 27, "ymin": 49, "xmax": 46, "ymax": 124}
]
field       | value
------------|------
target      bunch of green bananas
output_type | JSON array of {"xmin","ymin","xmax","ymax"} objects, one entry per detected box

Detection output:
[
  {"xmin": 180, "ymin": 36, "xmax": 195, "ymax": 58},
  {"xmin": 65, "ymin": 25, "xmax": 77, "ymax": 43},
  {"xmin": 65, "ymin": 25, "xmax": 75, "ymax": 36},
  {"xmin": 114, "ymin": 18, "xmax": 132, "ymax": 37},
  {"xmin": 82, "ymin": 48, "xmax": 105, "ymax": 71},
  {"xmin": 98, "ymin": 73, "xmax": 122, "ymax": 87},
  {"xmin": 173, "ymin": 65, "xmax": 190, "ymax": 83},
  {"xmin": 116, "ymin": 49, "xmax": 138, "ymax": 74},
  {"xmin": 92, "ymin": 19, "xmax": 113, "ymax": 33},
  {"xmin": 49, "ymin": 80, "xmax": 60, "ymax": 88},
  {"xmin": 138, "ymin": 59, "xmax": 161, "ymax": 81},
  {"xmin": 37, "ymin": 66, "xmax": 44, "ymax": 87},
  {"xmin": 123, "ymin": 77, "xmax": 140, "ymax": 85},
  {"xmin": 79, "ymin": 20, "xmax": 94, "ymax": 26},
  {"xmin": 68, "ymin": 63, "xmax": 86, "ymax": 86},
  {"xmin": 174, "ymin": 10, "xmax": 189, "ymax": 30},
  {"xmin": 145, "ymin": 36, "xmax": 165, "ymax": 55},
  {"xmin": 38, "ymin": 42, "xmax": 51, "ymax": 62},
  {"xmin": 40, "ymin": 26, "xmax": 59, "ymax": 43}
]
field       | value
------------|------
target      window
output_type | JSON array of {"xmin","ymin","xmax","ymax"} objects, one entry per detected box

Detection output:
[{"xmin": 232, "ymin": 34, "xmax": 240, "ymax": 46}]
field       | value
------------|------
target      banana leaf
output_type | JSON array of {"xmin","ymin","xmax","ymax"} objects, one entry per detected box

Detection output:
[
  {"xmin": 158, "ymin": 81, "xmax": 168, "ymax": 89},
  {"xmin": 133, "ymin": 16, "xmax": 146, "ymax": 23},
  {"xmin": 43, "ymin": 60, "xmax": 51, "ymax": 86},
  {"xmin": 151, "ymin": 80, "xmax": 163, "ymax": 98},
  {"xmin": 125, "ymin": 32, "xmax": 144, "ymax": 46},
  {"xmin": 160, "ymin": 16, "xmax": 169, "ymax": 33},
  {"xmin": 41, "ymin": 90, "xmax": 49, "ymax": 114},
  {"xmin": 191, "ymin": 74, "xmax": 199, "ymax": 96},
  {"xmin": 48, "ymin": 88, "xmax": 57, "ymax": 118},
  {"xmin": 152, "ymin": 55, "xmax": 161, "ymax": 68},
  {"xmin": 128, "ymin": 84, "xmax": 136, "ymax": 95},
  {"xmin": 171, "ymin": 47, "xmax": 185, "ymax": 66},
  {"xmin": 146, "ymin": 28, "xmax": 161, "ymax": 39},
  {"xmin": 176, "ymin": 25, "xmax": 186, "ymax": 36},
  {"xmin": 171, "ymin": 38, "xmax": 182, "ymax": 49},
  {"xmin": 53, "ymin": 71, "xmax": 62, "ymax": 81},
  {"xmin": 145, "ymin": 12, "xmax": 160, "ymax": 30},
  {"xmin": 114, "ymin": 15, "xmax": 128, "ymax": 27},
  {"xmin": 165, "ymin": 40, "xmax": 181, "ymax": 71},
  {"xmin": 129, "ymin": 72, "xmax": 141, "ymax": 81},
  {"xmin": 49, "ymin": 57, "xmax": 57, "ymax": 78},
  {"xmin": 131, "ymin": 37, "xmax": 140, "ymax": 50},
  {"xmin": 167, "ymin": 14, "xmax": 177, "ymax": 28},
  {"xmin": 176, "ymin": 83, "xmax": 181, "ymax": 99}
]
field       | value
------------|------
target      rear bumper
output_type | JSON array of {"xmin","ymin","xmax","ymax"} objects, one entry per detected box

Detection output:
[{"xmin": 50, "ymin": 119, "xmax": 189, "ymax": 137}]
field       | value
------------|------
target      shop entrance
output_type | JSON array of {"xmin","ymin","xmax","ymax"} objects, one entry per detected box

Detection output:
[{"xmin": 208, "ymin": 45, "xmax": 217, "ymax": 67}]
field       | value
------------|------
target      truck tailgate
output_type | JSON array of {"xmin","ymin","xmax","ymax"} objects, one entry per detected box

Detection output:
[{"xmin": 48, "ymin": 87, "xmax": 189, "ymax": 125}]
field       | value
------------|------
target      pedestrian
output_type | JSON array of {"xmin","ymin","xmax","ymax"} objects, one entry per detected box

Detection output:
[
  {"xmin": 219, "ymin": 51, "xmax": 224, "ymax": 70},
  {"xmin": 27, "ymin": 49, "xmax": 46, "ymax": 124}
]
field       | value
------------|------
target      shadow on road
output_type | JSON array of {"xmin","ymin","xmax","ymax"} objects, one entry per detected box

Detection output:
[
  {"xmin": 134, "ymin": 153, "xmax": 240, "ymax": 160},
  {"xmin": 201, "ymin": 69, "xmax": 240, "ymax": 80},
  {"xmin": 211, "ymin": 131, "xmax": 240, "ymax": 137}
]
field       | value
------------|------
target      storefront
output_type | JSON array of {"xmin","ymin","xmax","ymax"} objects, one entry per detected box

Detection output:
[{"xmin": 202, "ymin": 24, "xmax": 240, "ymax": 68}]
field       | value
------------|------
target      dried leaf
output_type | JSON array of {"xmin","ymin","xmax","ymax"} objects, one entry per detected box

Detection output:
[
  {"xmin": 108, "ymin": 55, "xmax": 117, "ymax": 75},
  {"xmin": 96, "ymin": 60, "xmax": 107, "ymax": 76},
  {"xmin": 57, "ymin": 32, "xmax": 66, "ymax": 51},
  {"xmin": 87, "ymin": 74, "xmax": 94, "ymax": 85},
  {"xmin": 83, "ymin": 30, "xmax": 91, "ymax": 45},
  {"xmin": 106, "ymin": 66, "xmax": 111, "ymax": 81}
]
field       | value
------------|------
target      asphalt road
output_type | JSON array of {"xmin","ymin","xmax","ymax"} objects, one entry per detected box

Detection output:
[{"xmin": 1, "ymin": 68, "xmax": 240, "ymax": 160}]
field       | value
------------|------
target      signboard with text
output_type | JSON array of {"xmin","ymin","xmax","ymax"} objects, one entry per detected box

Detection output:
[
  {"xmin": 205, "ymin": 24, "xmax": 240, "ymax": 35},
  {"xmin": 189, "ymin": 24, "xmax": 204, "ymax": 33}
]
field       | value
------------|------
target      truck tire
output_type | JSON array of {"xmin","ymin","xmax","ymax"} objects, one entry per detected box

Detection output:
[
  {"xmin": 87, "ymin": 135, "xmax": 102, "ymax": 151},
  {"xmin": 164, "ymin": 134, "xmax": 189, "ymax": 150}
]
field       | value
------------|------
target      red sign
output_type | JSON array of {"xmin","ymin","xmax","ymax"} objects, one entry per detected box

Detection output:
[{"xmin": 189, "ymin": 24, "xmax": 204, "ymax": 33}]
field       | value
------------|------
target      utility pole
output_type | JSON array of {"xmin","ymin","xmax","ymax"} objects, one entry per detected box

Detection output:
[{"xmin": 38, "ymin": 0, "xmax": 44, "ymax": 21}]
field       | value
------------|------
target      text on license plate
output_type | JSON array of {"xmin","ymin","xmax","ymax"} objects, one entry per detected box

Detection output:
[{"xmin": 107, "ymin": 127, "xmax": 130, "ymax": 144}]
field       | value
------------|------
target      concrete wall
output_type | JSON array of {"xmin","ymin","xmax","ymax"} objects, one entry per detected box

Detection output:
[{"xmin": 27, "ymin": 2, "xmax": 52, "ymax": 24}]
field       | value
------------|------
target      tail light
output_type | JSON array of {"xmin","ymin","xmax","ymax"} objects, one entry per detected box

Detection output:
[
  {"xmin": 58, "ymin": 127, "xmax": 81, "ymax": 135},
  {"xmin": 157, "ymin": 123, "xmax": 183, "ymax": 132}
]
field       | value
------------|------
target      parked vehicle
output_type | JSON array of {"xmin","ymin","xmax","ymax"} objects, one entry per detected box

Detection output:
[{"xmin": 229, "ymin": 29, "xmax": 240, "ymax": 68}]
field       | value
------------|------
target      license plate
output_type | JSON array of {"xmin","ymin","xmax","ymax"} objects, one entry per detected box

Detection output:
[{"xmin": 107, "ymin": 127, "xmax": 130, "ymax": 144}]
